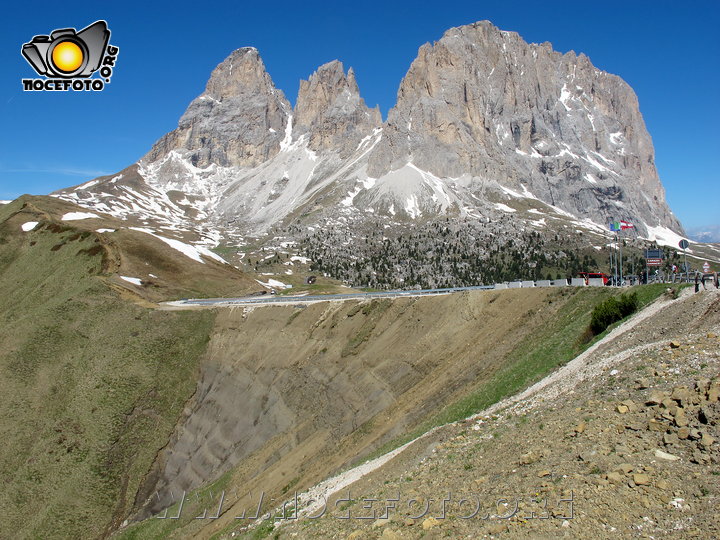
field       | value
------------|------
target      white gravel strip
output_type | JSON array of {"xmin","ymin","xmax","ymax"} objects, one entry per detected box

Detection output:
[{"xmin": 479, "ymin": 287, "xmax": 696, "ymax": 418}]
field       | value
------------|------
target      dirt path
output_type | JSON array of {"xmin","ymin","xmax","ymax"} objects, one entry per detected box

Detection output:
[{"xmin": 483, "ymin": 287, "xmax": 703, "ymax": 417}]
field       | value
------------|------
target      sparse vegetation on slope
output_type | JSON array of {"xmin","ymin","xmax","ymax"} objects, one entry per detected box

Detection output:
[
  {"xmin": 0, "ymin": 201, "xmax": 216, "ymax": 539},
  {"xmin": 589, "ymin": 291, "xmax": 639, "ymax": 335}
]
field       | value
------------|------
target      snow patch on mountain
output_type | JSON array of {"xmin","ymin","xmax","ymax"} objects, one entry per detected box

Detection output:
[
  {"xmin": 139, "ymin": 151, "xmax": 237, "ymax": 220},
  {"xmin": 495, "ymin": 203, "xmax": 516, "ymax": 213},
  {"xmin": 120, "ymin": 276, "xmax": 143, "ymax": 286},
  {"xmin": 129, "ymin": 227, "xmax": 228, "ymax": 265},
  {"xmin": 62, "ymin": 212, "xmax": 99, "ymax": 221},
  {"xmin": 76, "ymin": 179, "xmax": 101, "ymax": 190},
  {"xmin": 352, "ymin": 163, "xmax": 460, "ymax": 218},
  {"xmin": 644, "ymin": 224, "xmax": 690, "ymax": 251},
  {"xmin": 256, "ymin": 278, "xmax": 292, "ymax": 289}
]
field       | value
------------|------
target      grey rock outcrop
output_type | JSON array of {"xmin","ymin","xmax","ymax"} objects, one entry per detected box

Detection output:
[
  {"xmin": 144, "ymin": 47, "xmax": 291, "ymax": 168},
  {"xmin": 293, "ymin": 60, "xmax": 381, "ymax": 156},
  {"xmin": 367, "ymin": 21, "xmax": 682, "ymax": 232}
]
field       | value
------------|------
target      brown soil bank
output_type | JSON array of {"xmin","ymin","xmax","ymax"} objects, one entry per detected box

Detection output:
[
  {"xmin": 275, "ymin": 289, "xmax": 720, "ymax": 540},
  {"xmin": 123, "ymin": 286, "xmax": 619, "ymax": 538}
]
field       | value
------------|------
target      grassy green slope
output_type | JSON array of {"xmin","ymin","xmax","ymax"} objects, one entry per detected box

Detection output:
[{"xmin": 0, "ymin": 201, "xmax": 215, "ymax": 539}]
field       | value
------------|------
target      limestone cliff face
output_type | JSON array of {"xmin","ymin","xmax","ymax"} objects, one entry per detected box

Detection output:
[
  {"xmin": 366, "ymin": 21, "xmax": 681, "ymax": 231},
  {"xmin": 293, "ymin": 60, "xmax": 381, "ymax": 156},
  {"xmin": 144, "ymin": 47, "xmax": 291, "ymax": 168}
]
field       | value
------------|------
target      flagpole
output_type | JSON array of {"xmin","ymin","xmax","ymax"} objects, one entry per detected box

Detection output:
[
  {"xmin": 613, "ymin": 219, "xmax": 617, "ymax": 286},
  {"xmin": 619, "ymin": 230, "xmax": 623, "ymax": 287},
  {"xmin": 613, "ymin": 238, "xmax": 617, "ymax": 285},
  {"xmin": 610, "ymin": 218, "xmax": 617, "ymax": 286},
  {"xmin": 615, "ymin": 231, "xmax": 620, "ymax": 287},
  {"xmin": 612, "ymin": 221, "xmax": 615, "ymax": 287},
  {"xmin": 612, "ymin": 234, "xmax": 615, "ymax": 286}
]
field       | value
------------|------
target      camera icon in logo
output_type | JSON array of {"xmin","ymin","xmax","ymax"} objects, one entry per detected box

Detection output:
[{"xmin": 21, "ymin": 20, "xmax": 110, "ymax": 78}]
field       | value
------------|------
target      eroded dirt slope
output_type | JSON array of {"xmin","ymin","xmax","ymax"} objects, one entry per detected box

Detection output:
[
  {"xmin": 273, "ymin": 289, "xmax": 720, "ymax": 539},
  {"xmin": 126, "ymin": 286, "xmax": 610, "ymax": 538}
]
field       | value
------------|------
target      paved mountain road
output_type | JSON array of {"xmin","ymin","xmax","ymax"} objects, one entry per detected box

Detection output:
[
  {"xmin": 162, "ymin": 285, "xmax": 497, "ymax": 308},
  {"xmin": 162, "ymin": 277, "xmax": 661, "ymax": 309}
]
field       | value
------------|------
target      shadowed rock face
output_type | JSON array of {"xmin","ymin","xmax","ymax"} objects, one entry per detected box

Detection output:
[
  {"xmin": 144, "ymin": 47, "xmax": 291, "ymax": 168},
  {"xmin": 294, "ymin": 60, "xmax": 382, "ymax": 156},
  {"xmin": 366, "ymin": 21, "xmax": 681, "ymax": 232}
]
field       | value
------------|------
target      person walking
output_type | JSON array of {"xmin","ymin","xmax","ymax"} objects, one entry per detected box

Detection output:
[{"xmin": 695, "ymin": 271, "xmax": 700, "ymax": 293}]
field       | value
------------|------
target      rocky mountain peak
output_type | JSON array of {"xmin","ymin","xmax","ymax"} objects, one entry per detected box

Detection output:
[
  {"xmin": 346, "ymin": 66, "xmax": 359, "ymax": 92},
  {"xmin": 293, "ymin": 60, "xmax": 381, "ymax": 155},
  {"xmin": 143, "ymin": 47, "xmax": 291, "ymax": 169},
  {"xmin": 60, "ymin": 20, "xmax": 686, "ymax": 264},
  {"xmin": 203, "ymin": 47, "xmax": 275, "ymax": 100},
  {"xmin": 366, "ymin": 20, "xmax": 682, "ymax": 233}
]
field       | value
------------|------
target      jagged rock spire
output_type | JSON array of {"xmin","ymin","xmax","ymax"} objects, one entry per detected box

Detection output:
[
  {"xmin": 293, "ymin": 60, "xmax": 381, "ymax": 155},
  {"xmin": 144, "ymin": 47, "xmax": 291, "ymax": 168}
]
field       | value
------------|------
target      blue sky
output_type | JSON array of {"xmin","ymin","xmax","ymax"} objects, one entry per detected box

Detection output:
[{"xmin": 0, "ymin": 1, "xmax": 718, "ymax": 231}]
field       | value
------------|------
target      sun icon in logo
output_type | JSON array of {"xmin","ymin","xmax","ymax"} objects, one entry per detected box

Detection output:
[{"xmin": 51, "ymin": 40, "xmax": 84, "ymax": 73}]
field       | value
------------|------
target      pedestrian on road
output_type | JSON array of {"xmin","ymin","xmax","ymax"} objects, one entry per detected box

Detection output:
[
  {"xmin": 695, "ymin": 272, "xmax": 700, "ymax": 293},
  {"xmin": 715, "ymin": 272, "xmax": 719, "ymax": 289}
]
